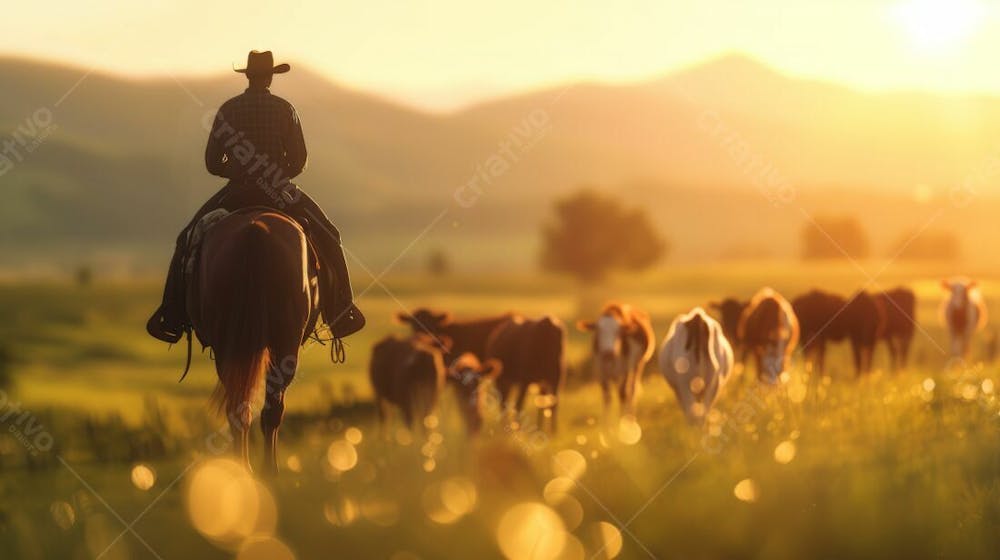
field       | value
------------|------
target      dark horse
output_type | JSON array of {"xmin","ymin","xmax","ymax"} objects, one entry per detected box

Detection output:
[{"xmin": 188, "ymin": 209, "xmax": 319, "ymax": 474}]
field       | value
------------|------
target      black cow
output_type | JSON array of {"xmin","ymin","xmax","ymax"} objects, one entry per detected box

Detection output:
[
  {"xmin": 395, "ymin": 308, "xmax": 511, "ymax": 362},
  {"xmin": 709, "ymin": 298, "xmax": 748, "ymax": 362},
  {"xmin": 485, "ymin": 315, "xmax": 566, "ymax": 433},
  {"xmin": 842, "ymin": 291, "xmax": 887, "ymax": 376}
]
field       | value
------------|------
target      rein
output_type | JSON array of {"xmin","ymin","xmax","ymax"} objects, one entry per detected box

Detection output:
[{"xmin": 178, "ymin": 328, "xmax": 193, "ymax": 383}]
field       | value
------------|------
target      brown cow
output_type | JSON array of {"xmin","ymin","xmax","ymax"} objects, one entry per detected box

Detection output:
[
  {"xmin": 447, "ymin": 353, "xmax": 503, "ymax": 434},
  {"xmin": 485, "ymin": 315, "xmax": 566, "ymax": 433},
  {"xmin": 792, "ymin": 289, "xmax": 848, "ymax": 375},
  {"xmin": 395, "ymin": 308, "xmax": 511, "ymax": 362},
  {"xmin": 369, "ymin": 333, "xmax": 451, "ymax": 432},
  {"xmin": 876, "ymin": 287, "xmax": 916, "ymax": 371},
  {"xmin": 792, "ymin": 289, "xmax": 887, "ymax": 376},
  {"xmin": 576, "ymin": 302, "xmax": 655, "ymax": 418},
  {"xmin": 738, "ymin": 288, "xmax": 799, "ymax": 384},
  {"xmin": 708, "ymin": 298, "xmax": 748, "ymax": 362}
]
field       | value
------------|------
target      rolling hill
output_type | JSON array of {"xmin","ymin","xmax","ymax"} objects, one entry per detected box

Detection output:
[{"xmin": 1, "ymin": 54, "xmax": 999, "ymax": 273}]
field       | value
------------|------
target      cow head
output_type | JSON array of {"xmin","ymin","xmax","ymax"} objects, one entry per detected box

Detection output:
[
  {"xmin": 447, "ymin": 353, "xmax": 502, "ymax": 434},
  {"xmin": 410, "ymin": 332, "xmax": 453, "ymax": 355},
  {"xmin": 578, "ymin": 314, "xmax": 626, "ymax": 361},
  {"xmin": 943, "ymin": 278, "xmax": 976, "ymax": 305},
  {"xmin": 395, "ymin": 308, "xmax": 452, "ymax": 334}
]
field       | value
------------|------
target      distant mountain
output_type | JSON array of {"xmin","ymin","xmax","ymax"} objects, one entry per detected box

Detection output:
[{"xmin": 1, "ymin": 54, "xmax": 999, "ymax": 272}]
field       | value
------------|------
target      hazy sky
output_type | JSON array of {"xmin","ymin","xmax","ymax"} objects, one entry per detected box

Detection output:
[{"xmin": 2, "ymin": 0, "xmax": 999, "ymax": 110}]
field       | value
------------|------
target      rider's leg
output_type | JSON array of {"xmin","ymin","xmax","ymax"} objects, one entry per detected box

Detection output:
[
  {"xmin": 282, "ymin": 188, "xmax": 365, "ymax": 338},
  {"xmin": 146, "ymin": 184, "xmax": 234, "ymax": 343}
]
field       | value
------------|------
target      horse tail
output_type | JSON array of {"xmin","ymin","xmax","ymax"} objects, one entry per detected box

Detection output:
[{"xmin": 210, "ymin": 222, "xmax": 274, "ymax": 424}]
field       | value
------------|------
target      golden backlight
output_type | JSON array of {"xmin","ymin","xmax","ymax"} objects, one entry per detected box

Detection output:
[{"xmin": 891, "ymin": 0, "xmax": 985, "ymax": 53}]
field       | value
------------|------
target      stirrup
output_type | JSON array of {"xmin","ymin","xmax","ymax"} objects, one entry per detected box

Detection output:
[{"xmin": 331, "ymin": 338, "xmax": 346, "ymax": 364}]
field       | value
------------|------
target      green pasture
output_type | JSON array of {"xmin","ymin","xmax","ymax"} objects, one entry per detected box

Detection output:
[{"xmin": 1, "ymin": 261, "xmax": 1000, "ymax": 559}]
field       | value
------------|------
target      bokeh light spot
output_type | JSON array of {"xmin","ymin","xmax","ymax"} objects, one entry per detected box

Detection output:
[
  {"xmin": 130, "ymin": 463, "xmax": 156, "ymax": 491},
  {"xmin": 734, "ymin": 478, "xmax": 759, "ymax": 503},
  {"xmin": 496, "ymin": 502, "xmax": 566, "ymax": 560}
]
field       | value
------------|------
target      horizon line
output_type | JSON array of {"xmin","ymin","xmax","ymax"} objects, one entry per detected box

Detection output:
[{"xmin": 4, "ymin": 49, "xmax": 1000, "ymax": 114}]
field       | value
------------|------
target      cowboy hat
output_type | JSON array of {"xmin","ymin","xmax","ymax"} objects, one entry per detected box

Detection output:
[{"xmin": 234, "ymin": 50, "xmax": 290, "ymax": 76}]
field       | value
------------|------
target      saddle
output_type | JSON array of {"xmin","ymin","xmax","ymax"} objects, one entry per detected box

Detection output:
[{"xmin": 177, "ymin": 207, "xmax": 323, "ymax": 380}]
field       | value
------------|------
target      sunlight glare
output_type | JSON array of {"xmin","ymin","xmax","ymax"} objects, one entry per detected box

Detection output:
[{"xmin": 891, "ymin": 0, "xmax": 985, "ymax": 52}]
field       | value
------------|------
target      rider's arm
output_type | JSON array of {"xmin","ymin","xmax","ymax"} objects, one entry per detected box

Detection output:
[
  {"xmin": 285, "ymin": 107, "xmax": 307, "ymax": 178},
  {"xmin": 204, "ymin": 109, "xmax": 229, "ymax": 178}
]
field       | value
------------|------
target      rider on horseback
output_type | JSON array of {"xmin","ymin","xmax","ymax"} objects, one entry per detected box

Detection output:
[{"xmin": 146, "ymin": 50, "xmax": 365, "ymax": 344}]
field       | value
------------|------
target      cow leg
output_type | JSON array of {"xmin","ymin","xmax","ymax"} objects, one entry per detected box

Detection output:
[
  {"xmin": 851, "ymin": 341, "xmax": 863, "ymax": 378},
  {"xmin": 886, "ymin": 339, "xmax": 898, "ymax": 372},
  {"xmin": 375, "ymin": 397, "xmax": 388, "ymax": 439},
  {"xmin": 673, "ymin": 383, "xmax": 697, "ymax": 423},
  {"xmin": 617, "ymin": 377, "xmax": 629, "ymax": 417},
  {"xmin": 402, "ymin": 406, "xmax": 415, "ymax": 430},
  {"xmin": 701, "ymin": 375, "xmax": 720, "ymax": 421},
  {"xmin": 548, "ymin": 387, "xmax": 559, "ymax": 434},
  {"xmin": 514, "ymin": 384, "xmax": 529, "ymax": 423},
  {"xmin": 815, "ymin": 343, "xmax": 827, "ymax": 377},
  {"xmin": 600, "ymin": 378, "xmax": 613, "ymax": 423},
  {"xmin": 900, "ymin": 336, "xmax": 912, "ymax": 369}
]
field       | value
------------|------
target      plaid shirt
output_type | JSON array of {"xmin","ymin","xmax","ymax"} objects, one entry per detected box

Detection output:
[{"xmin": 204, "ymin": 87, "xmax": 307, "ymax": 184}]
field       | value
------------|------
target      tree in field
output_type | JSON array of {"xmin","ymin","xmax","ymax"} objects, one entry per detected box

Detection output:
[
  {"xmin": 540, "ymin": 189, "xmax": 667, "ymax": 283},
  {"xmin": 800, "ymin": 215, "xmax": 870, "ymax": 260},
  {"xmin": 890, "ymin": 229, "xmax": 960, "ymax": 261},
  {"xmin": 426, "ymin": 248, "xmax": 451, "ymax": 277}
]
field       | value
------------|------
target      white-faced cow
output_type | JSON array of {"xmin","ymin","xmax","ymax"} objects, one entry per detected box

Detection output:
[
  {"xmin": 447, "ymin": 353, "xmax": 503, "ymax": 435},
  {"xmin": 876, "ymin": 287, "xmax": 916, "ymax": 371},
  {"xmin": 576, "ymin": 303, "xmax": 655, "ymax": 418},
  {"xmin": 485, "ymin": 315, "xmax": 566, "ymax": 433},
  {"xmin": 658, "ymin": 308, "xmax": 733, "ymax": 422},
  {"xmin": 738, "ymin": 288, "xmax": 799, "ymax": 384},
  {"xmin": 369, "ymin": 333, "xmax": 451, "ymax": 433},
  {"xmin": 942, "ymin": 278, "xmax": 987, "ymax": 360}
]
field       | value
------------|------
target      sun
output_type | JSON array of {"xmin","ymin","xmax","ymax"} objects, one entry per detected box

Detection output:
[{"xmin": 891, "ymin": 0, "xmax": 985, "ymax": 53}]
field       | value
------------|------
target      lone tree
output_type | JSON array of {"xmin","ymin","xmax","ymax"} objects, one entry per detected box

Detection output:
[
  {"xmin": 801, "ymin": 215, "xmax": 870, "ymax": 260},
  {"xmin": 425, "ymin": 248, "xmax": 451, "ymax": 277},
  {"xmin": 541, "ymin": 189, "xmax": 667, "ymax": 283},
  {"xmin": 890, "ymin": 229, "xmax": 960, "ymax": 261}
]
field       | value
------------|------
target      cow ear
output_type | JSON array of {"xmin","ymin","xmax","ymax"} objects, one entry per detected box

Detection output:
[
  {"xmin": 969, "ymin": 280, "xmax": 978, "ymax": 289},
  {"xmin": 481, "ymin": 359, "xmax": 503, "ymax": 380},
  {"xmin": 393, "ymin": 311, "xmax": 412, "ymax": 325},
  {"xmin": 435, "ymin": 311, "xmax": 452, "ymax": 325},
  {"xmin": 708, "ymin": 300, "xmax": 720, "ymax": 310},
  {"xmin": 941, "ymin": 279, "xmax": 952, "ymax": 290},
  {"xmin": 435, "ymin": 335, "xmax": 454, "ymax": 353},
  {"xmin": 576, "ymin": 319, "xmax": 595, "ymax": 332}
]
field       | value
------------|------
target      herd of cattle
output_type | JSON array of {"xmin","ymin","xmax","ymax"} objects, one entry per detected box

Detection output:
[{"xmin": 369, "ymin": 278, "xmax": 988, "ymax": 432}]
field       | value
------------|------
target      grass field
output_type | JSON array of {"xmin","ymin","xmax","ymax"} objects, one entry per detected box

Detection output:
[{"xmin": 2, "ymin": 261, "xmax": 1000, "ymax": 559}]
